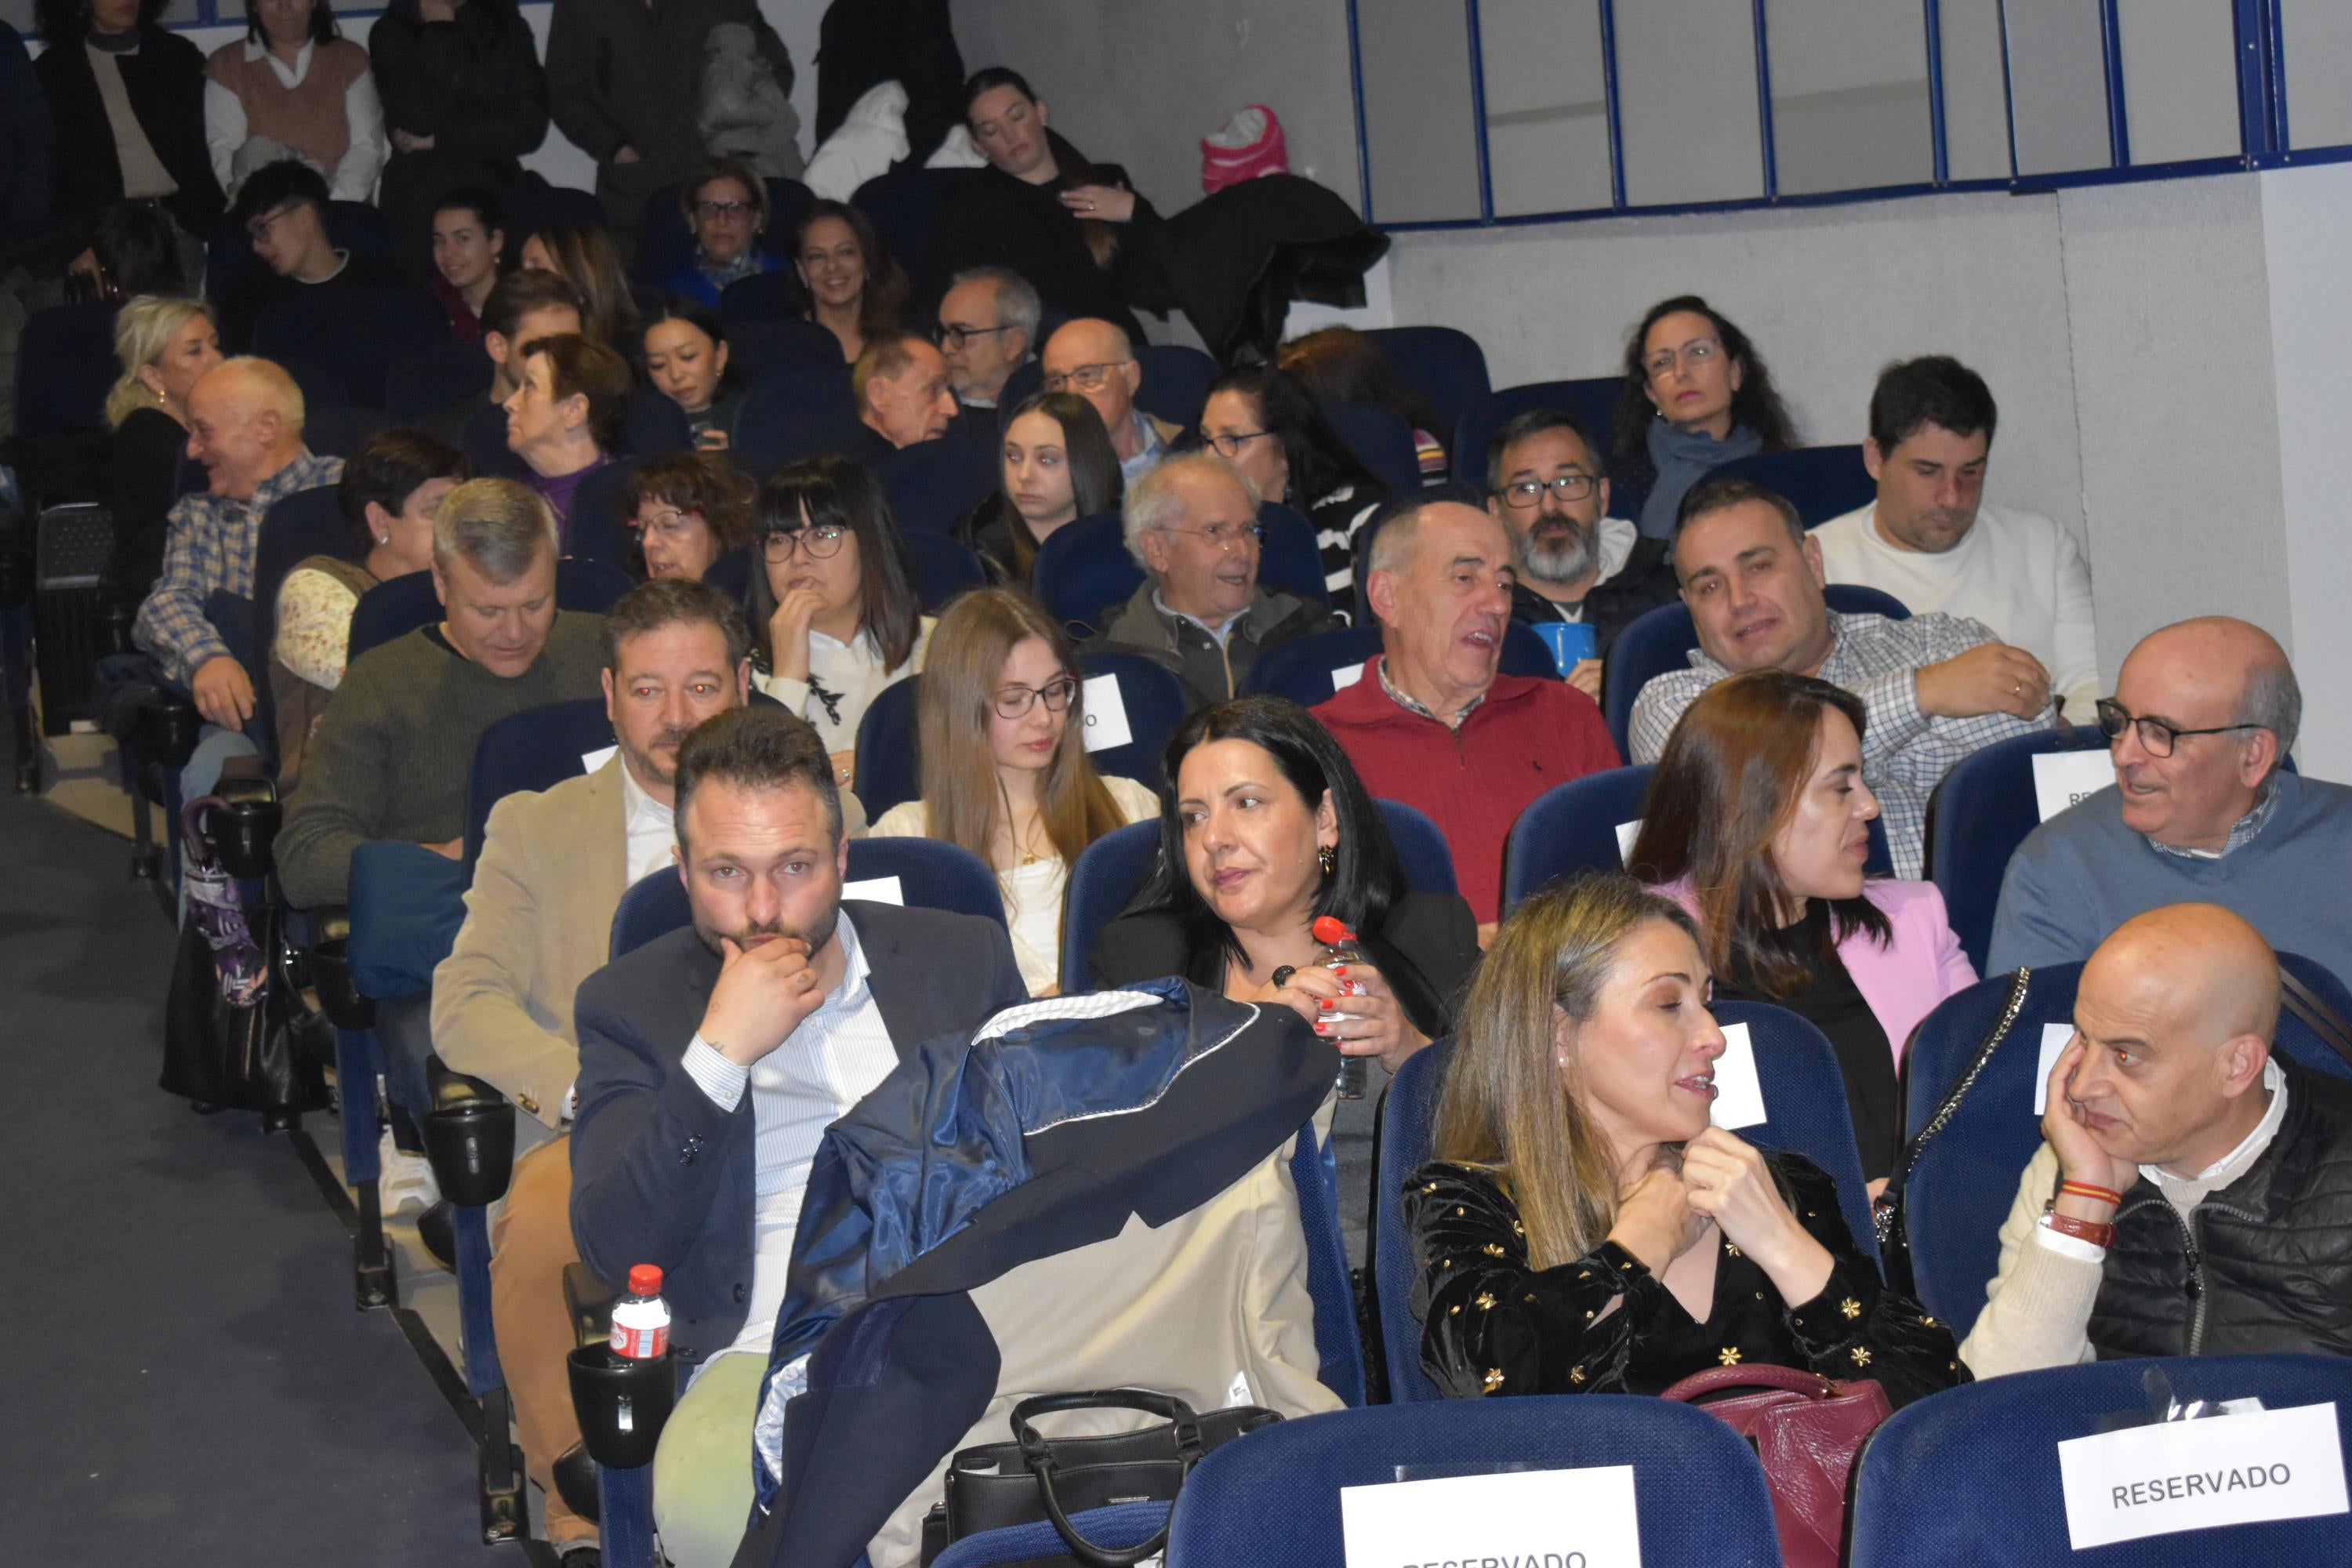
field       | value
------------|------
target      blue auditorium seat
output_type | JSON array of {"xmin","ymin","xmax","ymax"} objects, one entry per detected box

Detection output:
[
  {"xmin": 1711, "ymin": 443, "xmax": 1878, "ymax": 528},
  {"xmin": 253, "ymin": 284, "xmax": 448, "ymax": 410},
  {"xmin": 880, "ymin": 430, "xmax": 1001, "ymax": 535},
  {"xmin": 1452, "ymin": 376, "xmax": 1624, "ymax": 498},
  {"xmin": 461, "ymin": 698, "xmax": 615, "ymax": 875},
  {"xmin": 1320, "ymin": 401, "xmax": 1422, "ymax": 495},
  {"xmin": 1132, "ymin": 343, "xmax": 1218, "ymax": 430},
  {"xmin": 1923, "ymin": 724, "xmax": 2113, "ymax": 975},
  {"xmin": 901, "ymin": 529, "xmax": 988, "ymax": 612},
  {"xmin": 734, "ymin": 367, "xmax": 860, "ymax": 472},
  {"xmin": 610, "ymin": 837, "xmax": 1010, "ymax": 958},
  {"xmin": 347, "ymin": 558, "xmax": 635, "ymax": 662},
  {"xmin": 13, "ymin": 299, "xmax": 123, "ymax": 439},
  {"xmin": 1363, "ymin": 325, "xmax": 1493, "ymax": 449},
  {"xmin": 718, "ymin": 317, "xmax": 843, "ymax": 380},
  {"xmin": 386, "ymin": 339, "xmax": 491, "ymax": 423}
]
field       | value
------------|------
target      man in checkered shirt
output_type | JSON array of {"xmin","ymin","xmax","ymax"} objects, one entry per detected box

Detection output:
[{"xmin": 1630, "ymin": 475, "xmax": 2056, "ymax": 878}]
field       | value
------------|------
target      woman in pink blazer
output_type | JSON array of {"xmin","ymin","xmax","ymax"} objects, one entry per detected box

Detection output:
[{"xmin": 1630, "ymin": 670, "xmax": 1976, "ymax": 1189}]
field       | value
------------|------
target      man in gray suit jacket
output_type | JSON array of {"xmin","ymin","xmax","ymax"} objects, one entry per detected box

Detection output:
[{"xmin": 569, "ymin": 705, "xmax": 1026, "ymax": 1568}]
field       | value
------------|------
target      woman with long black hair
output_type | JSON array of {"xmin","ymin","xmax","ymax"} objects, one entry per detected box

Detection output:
[{"xmin": 1608, "ymin": 294, "xmax": 1797, "ymax": 540}]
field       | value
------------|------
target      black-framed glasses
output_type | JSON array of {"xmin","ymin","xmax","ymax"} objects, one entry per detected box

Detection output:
[
  {"xmin": 1043, "ymin": 361, "xmax": 1131, "ymax": 394},
  {"xmin": 759, "ymin": 523, "xmax": 849, "ymax": 562},
  {"xmin": 1497, "ymin": 473, "xmax": 1598, "ymax": 509},
  {"xmin": 694, "ymin": 199, "xmax": 756, "ymax": 223},
  {"xmin": 2094, "ymin": 698, "xmax": 2262, "ymax": 759},
  {"xmin": 993, "ymin": 675, "xmax": 1080, "ymax": 721},
  {"xmin": 1159, "ymin": 521, "xmax": 1265, "ymax": 551},
  {"xmin": 1204, "ymin": 430, "xmax": 1274, "ymax": 460},
  {"xmin": 938, "ymin": 321, "xmax": 1014, "ymax": 350}
]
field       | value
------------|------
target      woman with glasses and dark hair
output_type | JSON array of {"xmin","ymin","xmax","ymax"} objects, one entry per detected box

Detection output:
[
  {"xmin": 663, "ymin": 154, "xmax": 774, "ymax": 308},
  {"xmin": 1199, "ymin": 363, "xmax": 1387, "ymax": 597},
  {"xmin": 204, "ymin": 0, "xmax": 387, "ymax": 204},
  {"xmin": 953, "ymin": 389, "xmax": 1121, "ymax": 588},
  {"xmin": 746, "ymin": 453, "xmax": 931, "ymax": 784},
  {"xmin": 1609, "ymin": 294, "xmax": 1797, "ymax": 540},
  {"xmin": 870, "ymin": 589, "xmax": 1159, "ymax": 994},
  {"xmin": 1628, "ymin": 670, "xmax": 1974, "ymax": 1187},
  {"xmin": 641, "ymin": 297, "xmax": 751, "ymax": 449},
  {"xmin": 1406, "ymin": 872, "xmax": 1962, "ymax": 1405},
  {"xmin": 925, "ymin": 67, "xmax": 1167, "ymax": 341},
  {"xmin": 622, "ymin": 449, "xmax": 753, "ymax": 583},
  {"xmin": 1091, "ymin": 694, "xmax": 1480, "ymax": 1268},
  {"xmin": 790, "ymin": 198, "xmax": 910, "ymax": 364}
]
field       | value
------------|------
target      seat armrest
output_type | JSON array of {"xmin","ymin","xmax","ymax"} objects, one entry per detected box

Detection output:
[
  {"xmin": 564, "ymin": 1261, "xmax": 622, "ymax": 1349},
  {"xmin": 423, "ymin": 1057, "xmax": 516, "ymax": 1207}
]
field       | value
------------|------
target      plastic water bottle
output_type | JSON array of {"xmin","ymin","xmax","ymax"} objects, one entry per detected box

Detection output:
[
  {"xmin": 1312, "ymin": 915, "xmax": 1369, "ymax": 1101},
  {"xmin": 609, "ymin": 1264, "xmax": 670, "ymax": 1360}
]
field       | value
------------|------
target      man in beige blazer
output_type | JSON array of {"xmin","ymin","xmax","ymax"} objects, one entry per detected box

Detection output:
[{"xmin": 430, "ymin": 578, "xmax": 868, "ymax": 1560}]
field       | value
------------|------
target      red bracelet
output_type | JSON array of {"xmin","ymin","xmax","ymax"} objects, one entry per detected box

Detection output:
[
  {"xmin": 2059, "ymin": 1180, "xmax": 2123, "ymax": 1207},
  {"xmin": 2042, "ymin": 1209, "xmax": 2117, "ymax": 1250}
]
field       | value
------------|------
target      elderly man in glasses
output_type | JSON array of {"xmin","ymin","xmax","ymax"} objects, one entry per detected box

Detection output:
[
  {"xmin": 937, "ymin": 267, "xmax": 1041, "ymax": 429},
  {"xmin": 1484, "ymin": 406, "xmax": 1679, "ymax": 699},
  {"xmin": 1041, "ymin": 318, "xmax": 1181, "ymax": 484},
  {"xmin": 1097, "ymin": 452, "xmax": 1337, "ymax": 711},
  {"xmin": 1991, "ymin": 618, "xmax": 2352, "ymax": 981}
]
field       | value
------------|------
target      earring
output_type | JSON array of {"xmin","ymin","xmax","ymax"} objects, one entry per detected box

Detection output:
[
  {"xmin": 375, "ymin": 535, "xmax": 389, "ymax": 545},
  {"xmin": 1317, "ymin": 844, "xmax": 1336, "ymax": 877}
]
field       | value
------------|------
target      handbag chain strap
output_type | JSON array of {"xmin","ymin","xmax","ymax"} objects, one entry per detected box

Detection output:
[
  {"xmin": 2281, "ymin": 969, "xmax": 2352, "ymax": 1067},
  {"xmin": 1911, "ymin": 966, "xmax": 2032, "ymax": 1160}
]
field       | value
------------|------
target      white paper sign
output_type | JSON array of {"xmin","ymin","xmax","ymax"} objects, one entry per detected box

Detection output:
[
  {"xmin": 2057, "ymin": 1402, "xmax": 2348, "ymax": 1549},
  {"xmin": 2031, "ymin": 1022, "xmax": 2076, "ymax": 1115},
  {"xmin": 1614, "ymin": 819, "xmax": 1641, "ymax": 866},
  {"xmin": 841, "ymin": 875, "xmax": 904, "ymax": 905},
  {"xmin": 1709, "ymin": 1021, "xmax": 1768, "ymax": 1131},
  {"xmin": 2032, "ymin": 750, "xmax": 2115, "ymax": 823},
  {"xmin": 1331, "ymin": 661, "xmax": 1367, "ymax": 692},
  {"xmin": 1339, "ymin": 1465, "xmax": 1643, "ymax": 1568},
  {"xmin": 1079, "ymin": 673, "xmax": 1131, "ymax": 752},
  {"xmin": 582, "ymin": 744, "xmax": 619, "ymax": 773}
]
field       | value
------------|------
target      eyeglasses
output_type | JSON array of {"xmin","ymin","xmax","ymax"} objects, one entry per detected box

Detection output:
[
  {"xmin": 694, "ymin": 200, "xmax": 756, "ymax": 223},
  {"xmin": 938, "ymin": 322, "xmax": 1015, "ymax": 351},
  {"xmin": 1043, "ymin": 361, "xmax": 1131, "ymax": 394},
  {"xmin": 1643, "ymin": 337, "xmax": 1723, "ymax": 381},
  {"xmin": 1159, "ymin": 521, "xmax": 1265, "ymax": 551},
  {"xmin": 246, "ymin": 204, "xmax": 301, "ymax": 241},
  {"xmin": 759, "ymin": 523, "xmax": 849, "ymax": 561},
  {"xmin": 1204, "ymin": 430, "xmax": 1274, "ymax": 460},
  {"xmin": 993, "ymin": 675, "xmax": 1080, "ymax": 721},
  {"xmin": 1497, "ymin": 473, "xmax": 1598, "ymax": 509},
  {"xmin": 2094, "ymin": 699, "xmax": 2262, "ymax": 759},
  {"xmin": 637, "ymin": 506, "xmax": 705, "ymax": 541}
]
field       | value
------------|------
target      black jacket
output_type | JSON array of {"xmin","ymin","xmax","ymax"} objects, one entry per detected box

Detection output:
[
  {"xmin": 32, "ymin": 24, "xmax": 224, "ymax": 267},
  {"xmin": 369, "ymin": 0, "xmax": 549, "ymax": 278},
  {"xmin": 920, "ymin": 161, "xmax": 1167, "ymax": 341},
  {"xmin": 568, "ymin": 902, "xmax": 1028, "ymax": 1364},
  {"xmin": 813, "ymin": 0, "xmax": 962, "ymax": 167},
  {"xmin": 2092, "ymin": 1057, "xmax": 2352, "ymax": 1360},
  {"xmin": 1506, "ymin": 533, "xmax": 1679, "ymax": 659},
  {"xmin": 0, "ymin": 24, "xmax": 53, "ymax": 270}
]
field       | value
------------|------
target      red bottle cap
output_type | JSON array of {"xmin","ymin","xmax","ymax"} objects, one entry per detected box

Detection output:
[
  {"xmin": 627, "ymin": 1263, "xmax": 663, "ymax": 1296},
  {"xmin": 1311, "ymin": 915, "xmax": 1355, "ymax": 946}
]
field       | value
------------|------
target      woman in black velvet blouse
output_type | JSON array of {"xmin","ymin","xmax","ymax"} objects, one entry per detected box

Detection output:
[{"xmin": 1406, "ymin": 873, "xmax": 1963, "ymax": 1406}]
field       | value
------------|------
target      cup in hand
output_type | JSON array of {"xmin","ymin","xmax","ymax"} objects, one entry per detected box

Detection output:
[{"xmin": 1533, "ymin": 620, "xmax": 1597, "ymax": 677}]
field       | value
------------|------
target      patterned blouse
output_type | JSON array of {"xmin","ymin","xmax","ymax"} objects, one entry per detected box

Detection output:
[
  {"xmin": 1404, "ymin": 1154, "xmax": 1965, "ymax": 1407},
  {"xmin": 274, "ymin": 563, "xmax": 368, "ymax": 690}
]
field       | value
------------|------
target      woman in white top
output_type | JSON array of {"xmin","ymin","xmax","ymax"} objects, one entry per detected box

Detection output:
[
  {"xmin": 204, "ymin": 0, "xmax": 387, "ymax": 202},
  {"xmin": 746, "ymin": 453, "xmax": 933, "ymax": 786},
  {"xmin": 870, "ymin": 589, "xmax": 1156, "ymax": 994}
]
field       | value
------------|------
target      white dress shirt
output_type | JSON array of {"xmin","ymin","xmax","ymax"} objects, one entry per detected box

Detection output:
[
  {"xmin": 205, "ymin": 38, "xmax": 388, "ymax": 202},
  {"xmin": 678, "ymin": 914, "xmax": 901, "ymax": 1364},
  {"xmin": 616, "ymin": 757, "xmax": 678, "ymax": 887}
]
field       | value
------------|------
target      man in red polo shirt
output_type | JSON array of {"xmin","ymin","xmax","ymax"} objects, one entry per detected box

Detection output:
[{"xmin": 1312, "ymin": 497, "xmax": 1619, "ymax": 935}]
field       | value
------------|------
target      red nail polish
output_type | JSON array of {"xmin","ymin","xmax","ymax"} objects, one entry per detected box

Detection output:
[
  {"xmin": 1313, "ymin": 1021, "xmax": 1331, "ymax": 1034},
  {"xmin": 1331, "ymin": 964, "xmax": 1349, "ymax": 976},
  {"xmin": 1317, "ymin": 998, "xmax": 1334, "ymax": 1011}
]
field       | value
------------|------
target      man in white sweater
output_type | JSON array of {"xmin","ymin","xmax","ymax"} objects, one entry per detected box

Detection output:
[{"xmin": 1814, "ymin": 356, "xmax": 2100, "ymax": 719}]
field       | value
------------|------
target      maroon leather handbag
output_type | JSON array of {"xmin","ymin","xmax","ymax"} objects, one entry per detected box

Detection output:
[{"xmin": 1661, "ymin": 1363, "xmax": 1892, "ymax": 1568}]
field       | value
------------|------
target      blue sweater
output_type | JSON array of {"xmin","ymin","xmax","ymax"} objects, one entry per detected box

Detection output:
[{"xmin": 1989, "ymin": 770, "xmax": 2352, "ymax": 980}]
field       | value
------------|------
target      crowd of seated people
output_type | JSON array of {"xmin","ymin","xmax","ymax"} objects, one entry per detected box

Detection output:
[{"xmin": 16, "ymin": 25, "xmax": 2352, "ymax": 1567}]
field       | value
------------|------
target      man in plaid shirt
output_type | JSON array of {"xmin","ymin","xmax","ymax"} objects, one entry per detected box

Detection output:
[
  {"xmin": 1630, "ymin": 476, "xmax": 2056, "ymax": 878},
  {"xmin": 132, "ymin": 358, "xmax": 341, "ymax": 729}
]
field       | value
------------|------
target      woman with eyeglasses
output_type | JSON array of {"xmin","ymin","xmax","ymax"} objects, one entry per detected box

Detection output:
[
  {"xmin": 1609, "ymin": 294, "xmax": 1797, "ymax": 540},
  {"xmin": 924, "ymin": 67, "xmax": 1167, "ymax": 342},
  {"xmin": 1091, "ymin": 695, "xmax": 1480, "ymax": 1276},
  {"xmin": 641, "ymin": 298, "xmax": 750, "ymax": 449},
  {"xmin": 791, "ymin": 198, "xmax": 910, "ymax": 364},
  {"xmin": 746, "ymin": 454, "xmax": 932, "ymax": 786},
  {"xmin": 953, "ymin": 390, "xmax": 1122, "ymax": 589},
  {"xmin": 1199, "ymin": 365, "xmax": 1387, "ymax": 598},
  {"xmin": 1628, "ymin": 670, "xmax": 1974, "ymax": 1189},
  {"xmin": 869, "ymin": 590, "xmax": 1159, "ymax": 994},
  {"xmin": 622, "ymin": 449, "xmax": 753, "ymax": 584},
  {"xmin": 662, "ymin": 155, "xmax": 775, "ymax": 309}
]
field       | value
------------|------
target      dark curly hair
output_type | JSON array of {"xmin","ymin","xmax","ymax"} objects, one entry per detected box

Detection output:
[{"xmin": 1608, "ymin": 295, "xmax": 1797, "ymax": 499}]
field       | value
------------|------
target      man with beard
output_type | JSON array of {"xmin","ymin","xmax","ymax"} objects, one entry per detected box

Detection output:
[
  {"xmin": 569, "ymin": 704, "xmax": 1025, "ymax": 1568},
  {"xmin": 432, "ymin": 580, "xmax": 863, "ymax": 1564},
  {"xmin": 1483, "ymin": 408, "xmax": 1679, "ymax": 699},
  {"xmin": 1814, "ymin": 356, "xmax": 2100, "ymax": 717}
]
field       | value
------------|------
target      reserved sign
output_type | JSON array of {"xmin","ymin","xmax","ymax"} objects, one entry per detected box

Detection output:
[
  {"xmin": 2031, "ymin": 749, "xmax": 2114, "ymax": 823},
  {"xmin": 1709, "ymin": 1022, "xmax": 1768, "ymax": 1131},
  {"xmin": 1340, "ymin": 1465, "xmax": 1642, "ymax": 1568},
  {"xmin": 1080, "ymin": 673, "xmax": 1132, "ymax": 752},
  {"xmin": 2057, "ymin": 1402, "xmax": 2348, "ymax": 1549}
]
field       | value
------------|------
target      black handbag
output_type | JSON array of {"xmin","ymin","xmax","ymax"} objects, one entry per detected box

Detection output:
[
  {"xmin": 1873, "ymin": 967, "xmax": 2032, "ymax": 1295},
  {"xmin": 920, "ymin": 1390, "xmax": 1280, "ymax": 1568}
]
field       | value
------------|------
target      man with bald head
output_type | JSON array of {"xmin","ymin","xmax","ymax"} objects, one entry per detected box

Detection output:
[
  {"xmin": 1312, "ymin": 495, "xmax": 1619, "ymax": 929},
  {"xmin": 1042, "ymin": 318, "xmax": 1181, "ymax": 484},
  {"xmin": 1990, "ymin": 617, "xmax": 2352, "ymax": 981},
  {"xmin": 1097, "ymin": 452, "xmax": 1335, "ymax": 710},
  {"xmin": 1962, "ymin": 904, "xmax": 2352, "ymax": 1374}
]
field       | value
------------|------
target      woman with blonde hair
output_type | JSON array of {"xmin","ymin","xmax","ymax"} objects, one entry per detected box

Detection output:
[
  {"xmin": 107, "ymin": 295, "xmax": 225, "ymax": 595},
  {"xmin": 1406, "ymin": 872, "xmax": 1961, "ymax": 1405},
  {"xmin": 869, "ymin": 588, "xmax": 1157, "ymax": 993}
]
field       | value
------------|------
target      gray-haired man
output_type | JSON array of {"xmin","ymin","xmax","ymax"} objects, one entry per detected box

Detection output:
[{"xmin": 938, "ymin": 266, "xmax": 1040, "ymax": 426}]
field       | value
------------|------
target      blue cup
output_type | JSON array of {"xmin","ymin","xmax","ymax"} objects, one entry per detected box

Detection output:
[{"xmin": 1533, "ymin": 620, "xmax": 1597, "ymax": 676}]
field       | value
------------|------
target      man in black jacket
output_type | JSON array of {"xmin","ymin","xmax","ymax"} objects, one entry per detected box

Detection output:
[
  {"xmin": 1962, "ymin": 902, "xmax": 2352, "ymax": 1374},
  {"xmin": 569, "ymin": 705, "xmax": 1025, "ymax": 1568},
  {"xmin": 1484, "ymin": 407, "xmax": 1676, "ymax": 700}
]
